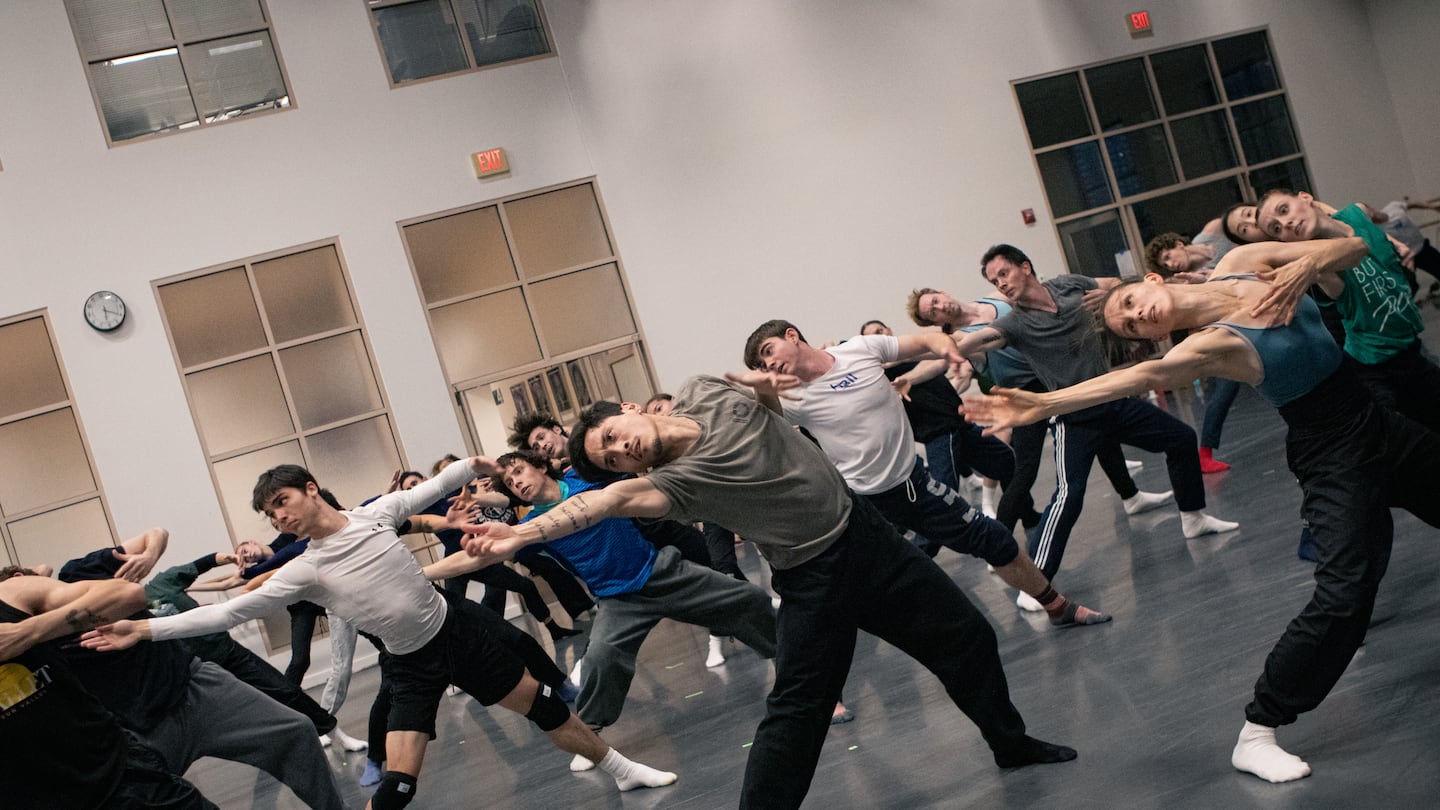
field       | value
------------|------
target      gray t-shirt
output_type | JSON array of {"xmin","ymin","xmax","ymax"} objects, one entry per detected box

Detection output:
[
  {"xmin": 990, "ymin": 275, "xmax": 1110, "ymax": 390},
  {"xmin": 645, "ymin": 375, "xmax": 852, "ymax": 570},
  {"xmin": 1192, "ymin": 230, "xmax": 1236, "ymax": 269}
]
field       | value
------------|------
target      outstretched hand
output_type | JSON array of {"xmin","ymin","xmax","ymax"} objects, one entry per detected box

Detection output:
[
  {"xmin": 1252, "ymin": 253, "xmax": 1319, "ymax": 325},
  {"xmin": 724, "ymin": 369, "xmax": 803, "ymax": 400},
  {"xmin": 80, "ymin": 620, "xmax": 144, "ymax": 652},
  {"xmin": 111, "ymin": 548, "xmax": 157, "ymax": 583},
  {"xmin": 460, "ymin": 520, "xmax": 524, "ymax": 559},
  {"xmin": 960, "ymin": 387, "xmax": 1048, "ymax": 434}
]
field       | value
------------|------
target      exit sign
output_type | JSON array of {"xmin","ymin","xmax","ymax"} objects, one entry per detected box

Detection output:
[
  {"xmin": 1127, "ymin": 10, "xmax": 1152, "ymax": 35},
  {"xmin": 472, "ymin": 147, "xmax": 510, "ymax": 178}
]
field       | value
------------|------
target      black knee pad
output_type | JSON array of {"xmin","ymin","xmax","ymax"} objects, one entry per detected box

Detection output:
[
  {"xmin": 525, "ymin": 682, "xmax": 571, "ymax": 732},
  {"xmin": 371, "ymin": 772, "xmax": 418, "ymax": 810}
]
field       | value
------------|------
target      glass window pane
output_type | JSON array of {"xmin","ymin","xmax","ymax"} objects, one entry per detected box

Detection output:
[
  {"xmin": 9, "ymin": 499, "xmax": 112, "ymax": 575},
  {"xmin": 90, "ymin": 49, "xmax": 200, "ymax": 142},
  {"xmin": 67, "ymin": 0, "xmax": 173, "ymax": 58},
  {"xmin": 253, "ymin": 246, "xmax": 357, "ymax": 343},
  {"xmin": 1015, "ymin": 73, "xmax": 1093, "ymax": 148},
  {"xmin": 1130, "ymin": 177, "xmax": 1245, "ymax": 245},
  {"xmin": 1104, "ymin": 125, "xmax": 1176, "ymax": 196},
  {"xmin": 456, "ymin": 0, "xmax": 549, "ymax": 67},
  {"xmin": 1084, "ymin": 59, "xmax": 1157, "ymax": 130},
  {"xmin": 1037, "ymin": 141, "xmax": 1113, "ymax": 217},
  {"xmin": 1170, "ymin": 111, "xmax": 1237, "ymax": 179},
  {"xmin": 1214, "ymin": 31, "xmax": 1279, "ymax": 101},
  {"xmin": 374, "ymin": 0, "xmax": 469, "ymax": 83},
  {"xmin": 431, "ymin": 288, "xmax": 541, "ymax": 381},
  {"xmin": 0, "ymin": 409, "xmax": 96, "ymax": 516},
  {"xmin": 0, "ymin": 318, "xmax": 67, "ymax": 420},
  {"xmin": 1248, "ymin": 158, "xmax": 1312, "ymax": 198},
  {"xmin": 1057, "ymin": 210, "xmax": 1130, "ymax": 278},
  {"xmin": 187, "ymin": 355, "xmax": 294, "ymax": 454},
  {"xmin": 529, "ymin": 264, "xmax": 637, "ymax": 356},
  {"xmin": 305, "ymin": 416, "xmax": 402, "ymax": 514},
  {"xmin": 1150, "ymin": 45, "xmax": 1218, "ymax": 115},
  {"xmin": 168, "ymin": 0, "xmax": 266, "ymax": 41},
  {"xmin": 1232, "ymin": 96, "xmax": 1298, "ymax": 165},
  {"xmin": 184, "ymin": 31, "xmax": 289, "ymax": 122},
  {"xmin": 279, "ymin": 333, "xmax": 382, "ymax": 430},
  {"xmin": 213, "ymin": 441, "xmax": 304, "ymax": 539},
  {"xmin": 404, "ymin": 206, "xmax": 518, "ymax": 302},
  {"xmin": 160, "ymin": 268, "xmax": 269, "ymax": 367},
  {"xmin": 505, "ymin": 184, "xmax": 614, "ymax": 277}
]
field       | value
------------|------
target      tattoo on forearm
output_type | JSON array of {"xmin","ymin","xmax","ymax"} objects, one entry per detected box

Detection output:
[
  {"xmin": 63, "ymin": 607, "xmax": 106, "ymax": 633},
  {"xmin": 536, "ymin": 494, "xmax": 598, "ymax": 541}
]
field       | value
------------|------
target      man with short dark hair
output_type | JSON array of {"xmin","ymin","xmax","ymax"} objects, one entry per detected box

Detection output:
[
  {"xmin": 950, "ymin": 245, "xmax": 1237, "ymax": 588},
  {"xmin": 466, "ymin": 384, "xmax": 1078, "ymax": 810},
  {"xmin": 83, "ymin": 459, "xmax": 677, "ymax": 808}
]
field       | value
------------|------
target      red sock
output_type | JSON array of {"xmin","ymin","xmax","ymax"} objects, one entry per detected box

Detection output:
[{"xmin": 1199, "ymin": 446, "xmax": 1230, "ymax": 473}]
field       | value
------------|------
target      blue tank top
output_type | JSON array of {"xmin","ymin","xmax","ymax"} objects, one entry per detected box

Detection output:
[
  {"xmin": 962, "ymin": 298, "xmax": 1037, "ymax": 388},
  {"xmin": 1210, "ymin": 280, "xmax": 1340, "ymax": 407}
]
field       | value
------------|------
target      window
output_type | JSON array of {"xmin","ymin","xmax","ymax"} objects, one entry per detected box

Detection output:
[
  {"xmin": 1014, "ymin": 29, "xmax": 1307, "ymax": 277},
  {"xmin": 155, "ymin": 242, "xmax": 404, "ymax": 542},
  {"xmin": 401, "ymin": 180, "xmax": 657, "ymax": 457},
  {"xmin": 0, "ymin": 313, "xmax": 117, "ymax": 573},
  {"xmin": 368, "ymin": 0, "xmax": 551, "ymax": 85},
  {"xmin": 64, "ymin": 0, "xmax": 292, "ymax": 144}
]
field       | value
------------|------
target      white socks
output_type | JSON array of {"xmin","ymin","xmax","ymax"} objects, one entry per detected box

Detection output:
[
  {"xmin": 1123, "ymin": 489, "xmax": 1173, "ymax": 515},
  {"xmin": 1016, "ymin": 591, "xmax": 1045, "ymax": 612},
  {"xmin": 322, "ymin": 726, "xmax": 367, "ymax": 752},
  {"xmin": 1232, "ymin": 721, "xmax": 1311, "ymax": 783},
  {"xmin": 981, "ymin": 483, "xmax": 998, "ymax": 518},
  {"xmin": 596, "ymin": 748, "xmax": 678, "ymax": 791},
  {"xmin": 568, "ymin": 658, "xmax": 584, "ymax": 690},
  {"xmin": 706, "ymin": 635, "xmax": 726, "ymax": 667},
  {"xmin": 1182, "ymin": 511, "xmax": 1240, "ymax": 538},
  {"xmin": 1125, "ymin": 458, "xmax": 1143, "ymax": 472},
  {"xmin": 570, "ymin": 752, "xmax": 596, "ymax": 772}
]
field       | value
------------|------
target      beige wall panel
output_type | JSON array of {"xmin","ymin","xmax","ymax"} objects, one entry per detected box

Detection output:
[
  {"xmin": 431, "ymin": 288, "xmax": 541, "ymax": 381},
  {"xmin": 253, "ymin": 245, "xmax": 357, "ymax": 344},
  {"xmin": 279, "ymin": 332, "xmax": 382, "ymax": 430},
  {"xmin": 304, "ymin": 416, "xmax": 402, "ymax": 512},
  {"xmin": 529, "ymin": 264, "xmax": 636, "ymax": 356},
  {"xmin": 0, "ymin": 408, "xmax": 96, "ymax": 516},
  {"xmin": 187, "ymin": 355, "xmax": 294, "ymax": 455},
  {"xmin": 0, "ymin": 318, "xmax": 67, "ymax": 420},
  {"xmin": 9, "ymin": 498, "xmax": 111, "ymax": 574},
  {"xmin": 505, "ymin": 184, "xmax": 612, "ymax": 277},
  {"xmin": 159, "ymin": 268, "xmax": 268, "ymax": 368},
  {"xmin": 405, "ymin": 207, "xmax": 517, "ymax": 303},
  {"xmin": 214, "ymin": 441, "xmax": 304, "ymax": 541}
]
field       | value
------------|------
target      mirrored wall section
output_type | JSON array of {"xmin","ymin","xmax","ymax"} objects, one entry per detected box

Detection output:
[
  {"xmin": 0, "ymin": 313, "xmax": 116, "ymax": 572},
  {"xmin": 402, "ymin": 179, "xmax": 657, "ymax": 455},
  {"xmin": 1013, "ymin": 28, "xmax": 1308, "ymax": 275},
  {"xmin": 155, "ymin": 242, "xmax": 403, "ymax": 542}
]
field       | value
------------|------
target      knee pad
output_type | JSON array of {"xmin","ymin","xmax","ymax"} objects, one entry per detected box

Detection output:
[
  {"xmin": 525, "ymin": 682, "xmax": 571, "ymax": 732},
  {"xmin": 371, "ymin": 771, "xmax": 418, "ymax": 810}
]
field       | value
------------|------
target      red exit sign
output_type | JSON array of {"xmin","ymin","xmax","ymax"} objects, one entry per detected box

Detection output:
[
  {"xmin": 471, "ymin": 147, "xmax": 510, "ymax": 178},
  {"xmin": 1128, "ymin": 10, "xmax": 1152, "ymax": 34}
]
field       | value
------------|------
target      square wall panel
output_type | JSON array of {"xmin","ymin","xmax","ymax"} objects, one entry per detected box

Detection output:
[
  {"xmin": 9, "ymin": 498, "xmax": 112, "ymax": 575},
  {"xmin": 213, "ymin": 441, "xmax": 304, "ymax": 540},
  {"xmin": 505, "ymin": 184, "xmax": 613, "ymax": 277},
  {"xmin": 0, "ymin": 318, "xmax": 67, "ymax": 420},
  {"xmin": 430, "ymin": 288, "xmax": 541, "ymax": 381},
  {"xmin": 0, "ymin": 408, "xmax": 96, "ymax": 517},
  {"xmin": 159, "ymin": 267, "xmax": 268, "ymax": 367},
  {"xmin": 529, "ymin": 264, "xmax": 636, "ymax": 356},
  {"xmin": 253, "ymin": 245, "xmax": 357, "ymax": 344},
  {"xmin": 187, "ymin": 355, "xmax": 294, "ymax": 455},
  {"xmin": 405, "ymin": 206, "xmax": 517, "ymax": 303},
  {"xmin": 304, "ymin": 416, "xmax": 402, "ymax": 513},
  {"xmin": 279, "ymin": 332, "xmax": 383, "ymax": 430}
]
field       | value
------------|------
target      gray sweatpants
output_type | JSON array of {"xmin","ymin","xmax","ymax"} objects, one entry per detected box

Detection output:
[
  {"xmin": 141, "ymin": 659, "xmax": 345, "ymax": 810},
  {"xmin": 578, "ymin": 545, "xmax": 777, "ymax": 728}
]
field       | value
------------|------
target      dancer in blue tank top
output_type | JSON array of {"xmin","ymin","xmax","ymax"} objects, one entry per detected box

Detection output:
[{"xmin": 962, "ymin": 236, "xmax": 1440, "ymax": 785}]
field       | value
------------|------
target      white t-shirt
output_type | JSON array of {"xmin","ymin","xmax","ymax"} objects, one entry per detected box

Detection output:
[
  {"xmin": 780, "ymin": 335, "xmax": 916, "ymax": 495},
  {"xmin": 149, "ymin": 460, "xmax": 476, "ymax": 655}
]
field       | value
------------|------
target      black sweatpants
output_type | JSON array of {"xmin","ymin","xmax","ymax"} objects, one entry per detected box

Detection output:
[
  {"xmin": 1350, "ymin": 340, "xmax": 1440, "ymax": 435},
  {"xmin": 1248, "ymin": 368, "xmax": 1440, "ymax": 726},
  {"xmin": 739, "ymin": 494, "xmax": 1028, "ymax": 809}
]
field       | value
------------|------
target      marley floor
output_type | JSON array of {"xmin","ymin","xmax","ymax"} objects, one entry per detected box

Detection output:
[{"xmin": 185, "ymin": 336, "xmax": 1440, "ymax": 810}]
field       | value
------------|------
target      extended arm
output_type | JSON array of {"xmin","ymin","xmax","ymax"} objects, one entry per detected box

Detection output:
[
  {"xmin": 461, "ymin": 477, "xmax": 672, "ymax": 559},
  {"xmin": 894, "ymin": 333, "xmax": 967, "ymax": 378},
  {"xmin": 722, "ymin": 370, "xmax": 802, "ymax": 414},
  {"xmin": 1219, "ymin": 237, "xmax": 1368, "ymax": 322},
  {"xmin": 0, "ymin": 577, "xmax": 146, "ymax": 660},
  {"xmin": 948, "ymin": 325, "xmax": 1007, "ymax": 364},
  {"xmin": 111, "ymin": 527, "xmax": 169, "ymax": 582},
  {"xmin": 82, "ymin": 568, "xmax": 309, "ymax": 651},
  {"xmin": 963, "ymin": 330, "xmax": 1243, "ymax": 431}
]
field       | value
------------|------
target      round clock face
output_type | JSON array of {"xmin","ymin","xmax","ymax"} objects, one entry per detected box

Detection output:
[{"xmin": 84, "ymin": 290, "xmax": 126, "ymax": 332}]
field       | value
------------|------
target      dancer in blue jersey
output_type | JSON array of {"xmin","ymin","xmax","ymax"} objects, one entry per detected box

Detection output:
[
  {"xmin": 961, "ymin": 236, "xmax": 1440, "ymax": 784},
  {"xmin": 433, "ymin": 449, "xmax": 776, "ymax": 770}
]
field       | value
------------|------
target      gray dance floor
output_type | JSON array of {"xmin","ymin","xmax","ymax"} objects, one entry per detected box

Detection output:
[{"xmin": 186, "ymin": 333, "xmax": 1440, "ymax": 809}]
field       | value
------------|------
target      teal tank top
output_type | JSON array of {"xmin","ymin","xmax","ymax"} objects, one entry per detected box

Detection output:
[
  {"xmin": 962, "ymin": 298, "xmax": 1037, "ymax": 388},
  {"xmin": 1210, "ymin": 281, "xmax": 1340, "ymax": 407}
]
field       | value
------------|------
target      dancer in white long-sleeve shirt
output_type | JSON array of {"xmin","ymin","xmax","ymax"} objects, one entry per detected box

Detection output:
[{"xmin": 82, "ymin": 456, "xmax": 676, "ymax": 810}]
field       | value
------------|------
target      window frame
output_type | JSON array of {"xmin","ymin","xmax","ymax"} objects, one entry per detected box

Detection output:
[
  {"xmin": 1012, "ymin": 26, "xmax": 1309, "ymax": 276},
  {"xmin": 63, "ymin": 0, "xmax": 295, "ymax": 147},
  {"xmin": 0, "ymin": 309, "xmax": 119, "ymax": 570},
  {"xmin": 365, "ymin": 0, "xmax": 555, "ymax": 89}
]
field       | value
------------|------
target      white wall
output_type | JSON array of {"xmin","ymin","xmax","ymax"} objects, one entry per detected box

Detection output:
[
  {"xmin": 548, "ymin": 0, "xmax": 1431, "ymax": 390},
  {"xmin": 0, "ymin": 0, "xmax": 1434, "ymax": 584}
]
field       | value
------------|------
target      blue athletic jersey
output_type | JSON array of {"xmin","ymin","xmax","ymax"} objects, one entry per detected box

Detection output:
[{"xmin": 522, "ymin": 471, "xmax": 656, "ymax": 597}]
